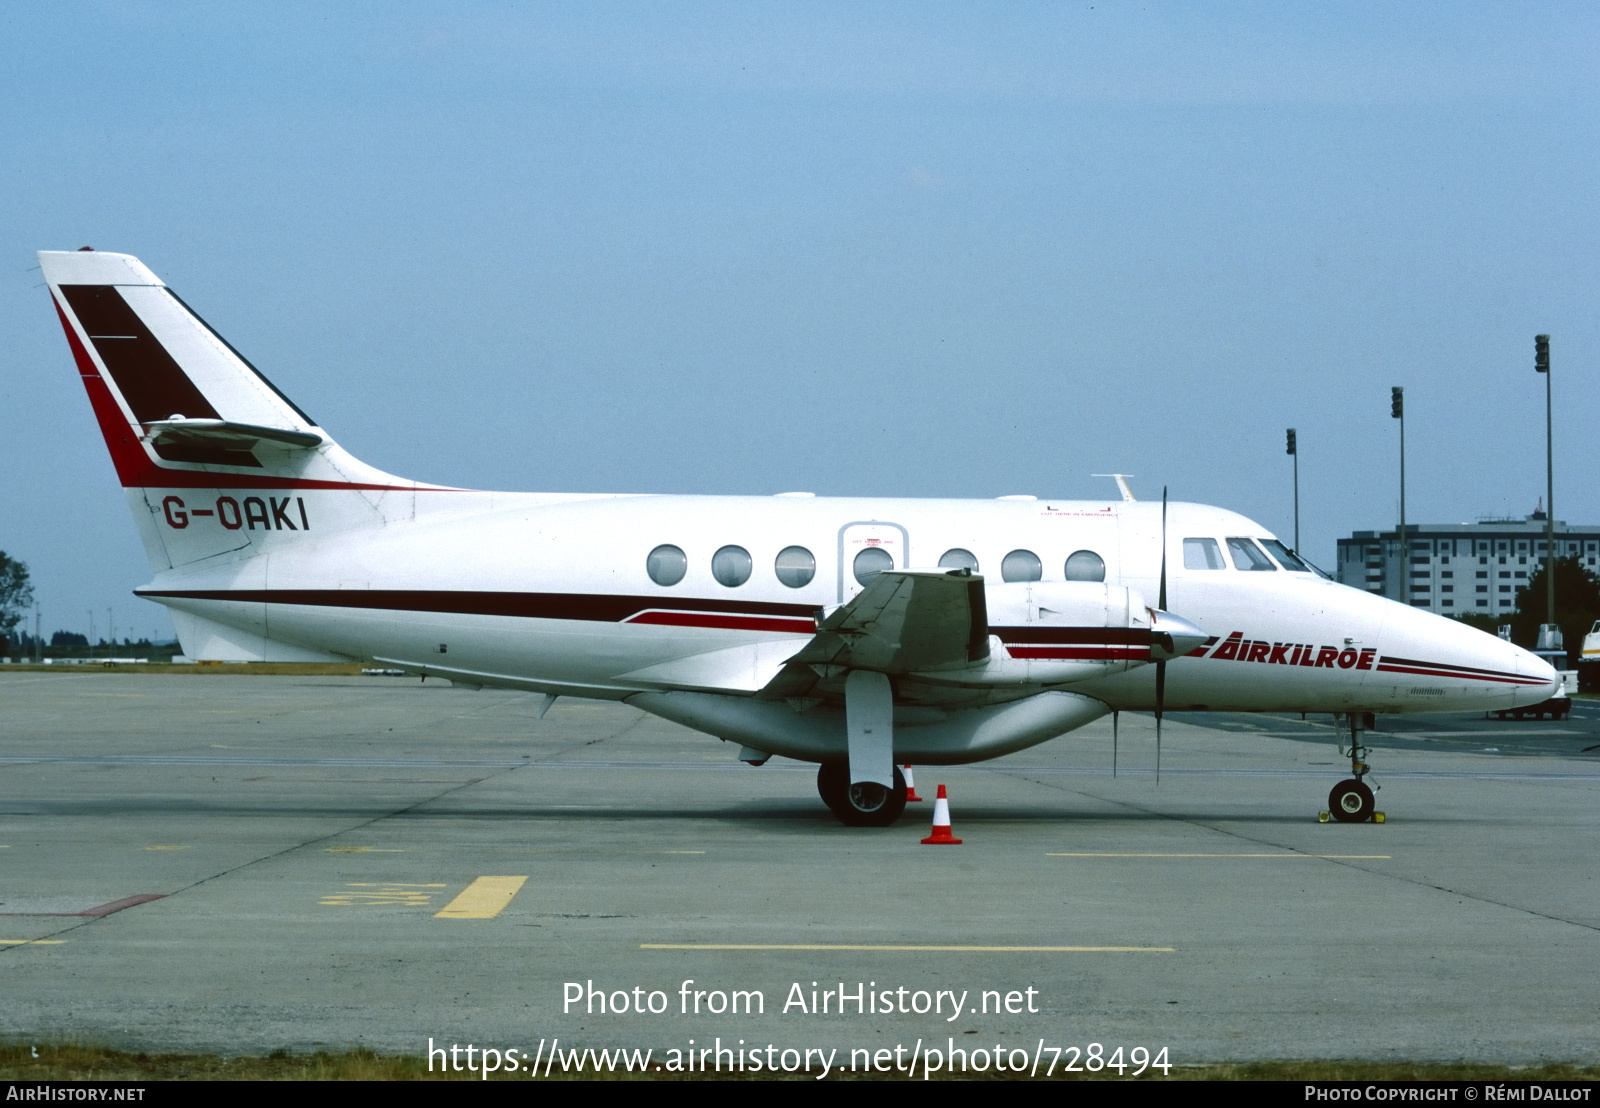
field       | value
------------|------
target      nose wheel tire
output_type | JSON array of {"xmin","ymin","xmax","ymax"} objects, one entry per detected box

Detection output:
[
  {"xmin": 1328, "ymin": 779, "xmax": 1375, "ymax": 823},
  {"xmin": 817, "ymin": 762, "xmax": 907, "ymax": 827}
]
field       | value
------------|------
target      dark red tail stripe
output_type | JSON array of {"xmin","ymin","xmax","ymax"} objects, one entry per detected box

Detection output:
[
  {"xmin": 138, "ymin": 589, "xmax": 820, "ymax": 625},
  {"xmin": 53, "ymin": 292, "xmax": 435, "ymax": 493}
]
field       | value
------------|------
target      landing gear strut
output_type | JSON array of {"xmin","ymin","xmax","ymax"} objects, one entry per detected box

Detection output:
[
  {"xmin": 1326, "ymin": 711, "xmax": 1382, "ymax": 823},
  {"xmin": 818, "ymin": 762, "xmax": 907, "ymax": 827}
]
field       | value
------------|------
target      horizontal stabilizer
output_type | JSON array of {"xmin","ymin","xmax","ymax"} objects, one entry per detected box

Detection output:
[{"xmin": 143, "ymin": 417, "xmax": 325, "ymax": 451}]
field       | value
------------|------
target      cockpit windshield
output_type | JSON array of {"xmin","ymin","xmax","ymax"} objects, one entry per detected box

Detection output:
[
  {"xmin": 1226, "ymin": 537, "xmax": 1277, "ymax": 571},
  {"xmin": 1260, "ymin": 539, "xmax": 1312, "ymax": 572},
  {"xmin": 1183, "ymin": 537, "xmax": 1226, "ymax": 570}
]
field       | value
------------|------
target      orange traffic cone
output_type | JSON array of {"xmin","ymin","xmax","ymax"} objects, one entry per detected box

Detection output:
[
  {"xmin": 904, "ymin": 764, "xmax": 924, "ymax": 802},
  {"xmin": 920, "ymin": 784, "xmax": 962, "ymax": 844}
]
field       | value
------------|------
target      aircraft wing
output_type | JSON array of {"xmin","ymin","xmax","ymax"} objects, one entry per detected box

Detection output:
[
  {"xmin": 759, "ymin": 569, "xmax": 989, "ymax": 698},
  {"xmin": 619, "ymin": 570, "xmax": 989, "ymax": 698}
]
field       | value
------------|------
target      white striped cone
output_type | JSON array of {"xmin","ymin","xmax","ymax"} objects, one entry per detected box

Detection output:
[
  {"xmin": 920, "ymin": 784, "xmax": 962, "ymax": 844},
  {"xmin": 904, "ymin": 764, "xmax": 923, "ymax": 801}
]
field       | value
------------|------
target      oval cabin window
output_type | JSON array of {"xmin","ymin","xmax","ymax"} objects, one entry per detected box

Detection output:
[
  {"xmin": 1064, "ymin": 550, "xmax": 1106, "ymax": 582},
  {"xmin": 939, "ymin": 548, "xmax": 979, "ymax": 572},
  {"xmin": 774, "ymin": 545, "xmax": 816, "ymax": 588},
  {"xmin": 853, "ymin": 546, "xmax": 894, "ymax": 586},
  {"xmin": 646, "ymin": 544, "xmax": 687, "ymax": 587},
  {"xmin": 1001, "ymin": 549, "xmax": 1042, "ymax": 583},
  {"xmin": 711, "ymin": 545, "xmax": 753, "ymax": 587}
]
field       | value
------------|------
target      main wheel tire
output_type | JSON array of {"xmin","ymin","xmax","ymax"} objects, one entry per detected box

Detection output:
[
  {"xmin": 817, "ymin": 762, "xmax": 908, "ymax": 827},
  {"xmin": 1328, "ymin": 778, "xmax": 1375, "ymax": 823}
]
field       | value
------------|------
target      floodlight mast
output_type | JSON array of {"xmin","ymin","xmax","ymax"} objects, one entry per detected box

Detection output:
[
  {"xmin": 1286, "ymin": 428, "xmax": 1299, "ymax": 553},
  {"xmin": 1536, "ymin": 334, "xmax": 1556, "ymax": 652},
  {"xmin": 1391, "ymin": 388, "xmax": 1405, "ymax": 604}
]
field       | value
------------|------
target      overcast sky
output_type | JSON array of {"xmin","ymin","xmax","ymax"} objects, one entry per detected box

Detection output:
[{"xmin": 3, "ymin": 3, "xmax": 1598, "ymax": 642}]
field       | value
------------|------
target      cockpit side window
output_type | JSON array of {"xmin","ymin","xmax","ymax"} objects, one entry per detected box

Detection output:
[
  {"xmin": 1226, "ymin": 537, "xmax": 1277, "ymax": 571},
  {"xmin": 1183, "ymin": 537, "xmax": 1225, "ymax": 570},
  {"xmin": 1259, "ymin": 538, "xmax": 1312, "ymax": 572}
]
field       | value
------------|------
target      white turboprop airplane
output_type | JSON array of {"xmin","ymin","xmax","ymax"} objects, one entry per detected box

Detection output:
[{"xmin": 39, "ymin": 249, "xmax": 1560, "ymax": 827}]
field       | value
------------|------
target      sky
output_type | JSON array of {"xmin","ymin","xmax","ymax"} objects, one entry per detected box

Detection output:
[{"xmin": 3, "ymin": 2, "xmax": 1598, "ymax": 643}]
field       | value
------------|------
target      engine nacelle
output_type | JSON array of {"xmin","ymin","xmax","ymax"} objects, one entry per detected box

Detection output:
[{"xmin": 902, "ymin": 581, "xmax": 1204, "ymax": 694}]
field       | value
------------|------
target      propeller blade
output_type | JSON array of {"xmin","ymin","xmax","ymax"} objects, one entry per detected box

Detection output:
[
  {"xmin": 1156, "ymin": 486, "xmax": 1168, "ymax": 784},
  {"xmin": 1155, "ymin": 660, "xmax": 1164, "ymax": 784},
  {"xmin": 1112, "ymin": 710, "xmax": 1118, "ymax": 777},
  {"xmin": 1159, "ymin": 486, "xmax": 1168, "ymax": 610}
]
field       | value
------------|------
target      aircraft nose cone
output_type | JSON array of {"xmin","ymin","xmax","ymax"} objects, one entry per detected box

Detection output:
[
  {"xmin": 1510, "ymin": 644, "xmax": 1562, "ymax": 706},
  {"xmin": 1151, "ymin": 610, "xmax": 1208, "ymax": 661}
]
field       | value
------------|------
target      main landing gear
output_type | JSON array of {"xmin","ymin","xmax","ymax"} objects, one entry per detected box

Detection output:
[
  {"xmin": 817, "ymin": 762, "xmax": 907, "ymax": 827},
  {"xmin": 1322, "ymin": 711, "xmax": 1385, "ymax": 824}
]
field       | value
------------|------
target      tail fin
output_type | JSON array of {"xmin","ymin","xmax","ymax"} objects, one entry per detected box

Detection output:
[{"xmin": 40, "ymin": 249, "xmax": 436, "ymax": 573}]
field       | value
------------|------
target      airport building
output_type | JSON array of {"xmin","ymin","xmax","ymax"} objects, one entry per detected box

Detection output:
[{"xmin": 1335, "ymin": 511, "xmax": 1600, "ymax": 617}]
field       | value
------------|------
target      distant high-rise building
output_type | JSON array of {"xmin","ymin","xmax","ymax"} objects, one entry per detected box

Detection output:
[{"xmin": 1336, "ymin": 510, "xmax": 1600, "ymax": 617}]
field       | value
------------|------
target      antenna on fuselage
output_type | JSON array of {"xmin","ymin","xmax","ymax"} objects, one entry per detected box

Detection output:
[{"xmin": 1091, "ymin": 474, "xmax": 1136, "ymax": 502}]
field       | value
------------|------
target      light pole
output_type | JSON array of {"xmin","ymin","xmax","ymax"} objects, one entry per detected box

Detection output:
[
  {"xmin": 1391, "ymin": 387, "xmax": 1406, "ymax": 603},
  {"xmin": 1286, "ymin": 428, "xmax": 1299, "ymax": 552},
  {"xmin": 1536, "ymin": 334, "xmax": 1558, "ymax": 654}
]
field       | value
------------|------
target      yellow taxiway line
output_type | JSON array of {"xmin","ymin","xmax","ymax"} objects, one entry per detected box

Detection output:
[
  {"xmin": 435, "ymin": 876, "xmax": 528, "ymax": 919},
  {"xmin": 1047, "ymin": 853, "xmax": 1390, "ymax": 858},
  {"xmin": 640, "ymin": 944, "xmax": 1172, "ymax": 952}
]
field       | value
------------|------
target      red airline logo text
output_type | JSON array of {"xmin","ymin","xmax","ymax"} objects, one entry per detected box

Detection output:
[{"xmin": 1200, "ymin": 631, "xmax": 1375, "ymax": 671}]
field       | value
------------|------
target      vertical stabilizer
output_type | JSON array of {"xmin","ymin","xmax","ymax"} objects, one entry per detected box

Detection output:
[{"xmin": 40, "ymin": 249, "xmax": 446, "ymax": 576}]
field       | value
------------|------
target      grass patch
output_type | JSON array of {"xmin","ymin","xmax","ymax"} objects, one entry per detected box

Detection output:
[{"xmin": 1, "ymin": 1045, "xmax": 1597, "ymax": 1081}]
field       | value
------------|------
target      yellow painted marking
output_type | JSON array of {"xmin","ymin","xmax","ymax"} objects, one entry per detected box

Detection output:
[
  {"xmin": 1047, "ymin": 853, "xmax": 1390, "ymax": 858},
  {"xmin": 0, "ymin": 940, "xmax": 66, "ymax": 945},
  {"xmin": 640, "ymin": 944, "xmax": 1172, "ymax": 952},
  {"xmin": 656, "ymin": 851, "xmax": 706, "ymax": 854},
  {"xmin": 324, "ymin": 847, "xmax": 408, "ymax": 853},
  {"xmin": 320, "ymin": 882, "xmax": 447, "ymax": 907},
  {"xmin": 435, "ymin": 876, "xmax": 528, "ymax": 919},
  {"xmin": 142, "ymin": 845, "xmax": 189, "ymax": 851}
]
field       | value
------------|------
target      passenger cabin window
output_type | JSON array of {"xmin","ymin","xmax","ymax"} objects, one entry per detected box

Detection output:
[
  {"xmin": 646, "ymin": 544, "xmax": 687, "ymax": 586},
  {"xmin": 1064, "ymin": 550, "xmax": 1105, "ymax": 582},
  {"xmin": 1260, "ymin": 539, "xmax": 1311, "ymax": 572},
  {"xmin": 939, "ymin": 548, "xmax": 979, "ymax": 572},
  {"xmin": 711, "ymin": 545, "xmax": 753, "ymax": 587},
  {"xmin": 774, "ymin": 546, "xmax": 816, "ymax": 588},
  {"xmin": 1226, "ymin": 537, "xmax": 1277, "ymax": 571},
  {"xmin": 1183, "ymin": 538, "xmax": 1225, "ymax": 570},
  {"xmin": 1001, "ymin": 549, "xmax": 1042, "ymax": 582},
  {"xmin": 853, "ymin": 546, "xmax": 894, "ymax": 586}
]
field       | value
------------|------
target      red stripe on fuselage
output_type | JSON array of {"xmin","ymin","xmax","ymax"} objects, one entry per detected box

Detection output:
[
  {"xmin": 138, "ymin": 589, "xmax": 819, "ymax": 626},
  {"xmin": 1375, "ymin": 662, "xmax": 1544, "ymax": 686},
  {"xmin": 625, "ymin": 610, "xmax": 817, "ymax": 633},
  {"xmin": 1006, "ymin": 646, "xmax": 1145, "ymax": 661}
]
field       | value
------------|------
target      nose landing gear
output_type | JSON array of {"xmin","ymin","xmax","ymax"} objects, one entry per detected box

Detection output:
[{"xmin": 1321, "ymin": 711, "xmax": 1386, "ymax": 824}]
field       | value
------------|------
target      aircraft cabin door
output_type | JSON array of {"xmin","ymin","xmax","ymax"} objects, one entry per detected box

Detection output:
[{"xmin": 837, "ymin": 521, "xmax": 910, "ymax": 604}]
